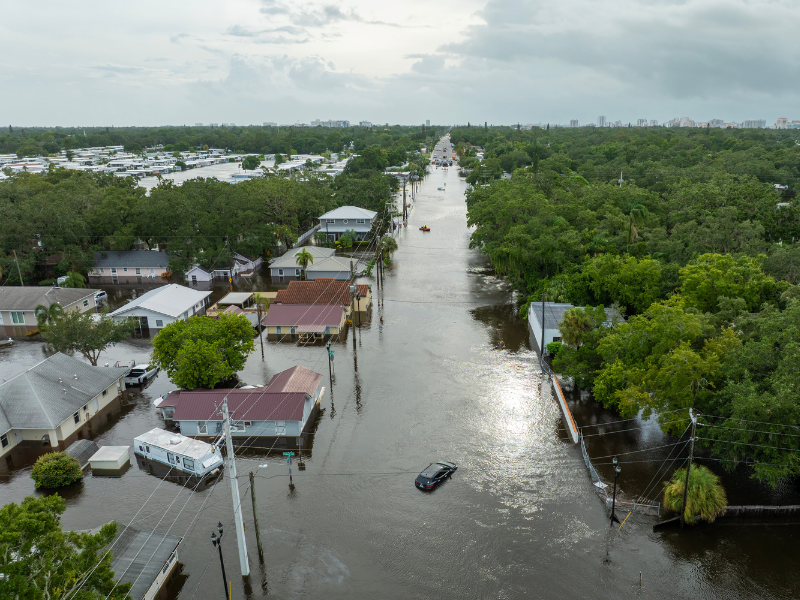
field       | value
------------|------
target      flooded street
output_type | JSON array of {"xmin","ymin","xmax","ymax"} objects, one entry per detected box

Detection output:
[{"xmin": 1, "ymin": 162, "xmax": 799, "ymax": 599}]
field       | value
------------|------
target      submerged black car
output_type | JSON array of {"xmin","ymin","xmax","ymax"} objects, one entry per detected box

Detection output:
[{"xmin": 415, "ymin": 462, "xmax": 457, "ymax": 490}]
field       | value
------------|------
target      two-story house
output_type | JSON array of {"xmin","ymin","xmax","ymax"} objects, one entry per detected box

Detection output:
[
  {"xmin": 318, "ymin": 206, "xmax": 377, "ymax": 242},
  {"xmin": 0, "ymin": 287, "xmax": 99, "ymax": 336},
  {"xmin": 89, "ymin": 250, "xmax": 170, "ymax": 285}
]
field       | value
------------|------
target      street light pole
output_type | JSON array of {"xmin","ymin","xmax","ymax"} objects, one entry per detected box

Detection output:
[
  {"xmin": 211, "ymin": 523, "xmax": 228, "ymax": 600},
  {"xmin": 610, "ymin": 457, "xmax": 621, "ymax": 524}
]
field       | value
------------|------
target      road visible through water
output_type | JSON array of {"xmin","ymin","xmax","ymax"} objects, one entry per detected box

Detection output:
[{"xmin": 1, "ymin": 144, "xmax": 799, "ymax": 599}]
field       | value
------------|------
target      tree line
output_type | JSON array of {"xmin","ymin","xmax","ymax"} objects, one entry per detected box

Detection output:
[{"xmin": 461, "ymin": 125, "xmax": 800, "ymax": 486}]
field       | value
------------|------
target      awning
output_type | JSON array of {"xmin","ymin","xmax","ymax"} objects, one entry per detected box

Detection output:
[{"xmin": 298, "ymin": 324, "xmax": 327, "ymax": 333}]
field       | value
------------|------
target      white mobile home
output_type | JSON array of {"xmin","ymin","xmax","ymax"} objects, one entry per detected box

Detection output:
[{"xmin": 133, "ymin": 429, "xmax": 223, "ymax": 477}]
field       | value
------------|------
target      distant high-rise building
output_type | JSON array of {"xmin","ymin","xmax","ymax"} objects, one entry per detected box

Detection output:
[
  {"xmin": 636, "ymin": 119, "xmax": 647, "ymax": 127},
  {"xmin": 570, "ymin": 119, "xmax": 579, "ymax": 128},
  {"xmin": 597, "ymin": 116, "xmax": 606, "ymax": 127},
  {"xmin": 263, "ymin": 121, "xmax": 277, "ymax": 126},
  {"xmin": 709, "ymin": 119, "xmax": 724, "ymax": 128},
  {"xmin": 742, "ymin": 119, "xmax": 766, "ymax": 128},
  {"xmin": 310, "ymin": 119, "xmax": 350, "ymax": 128},
  {"xmin": 359, "ymin": 121, "xmax": 372, "ymax": 127},
  {"xmin": 426, "ymin": 119, "xmax": 430, "ymax": 127},
  {"xmin": 649, "ymin": 119, "xmax": 659, "ymax": 127},
  {"xmin": 679, "ymin": 117, "xmax": 694, "ymax": 127},
  {"xmin": 775, "ymin": 117, "xmax": 789, "ymax": 129}
]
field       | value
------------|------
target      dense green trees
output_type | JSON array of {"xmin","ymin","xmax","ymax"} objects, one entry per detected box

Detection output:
[
  {"xmin": 150, "ymin": 314, "xmax": 255, "ymax": 389},
  {"xmin": 0, "ymin": 495, "xmax": 130, "ymax": 600},
  {"xmin": 40, "ymin": 310, "xmax": 137, "ymax": 365},
  {"xmin": 465, "ymin": 126, "xmax": 800, "ymax": 486}
]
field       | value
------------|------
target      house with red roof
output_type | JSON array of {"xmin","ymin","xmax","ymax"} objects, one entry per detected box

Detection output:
[
  {"xmin": 274, "ymin": 278, "xmax": 371, "ymax": 314},
  {"xmin": 261, "ymin": 304, "xmax": 347, "ymax": 341},
  {"xmin": 154, "ymin": 365, "xmax": 324, "ymax": 446}
]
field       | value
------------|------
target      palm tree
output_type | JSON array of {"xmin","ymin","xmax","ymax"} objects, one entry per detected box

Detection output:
[
  {"xmin": 627, "ymin": 204, "xmax": 649, "ymax": 246},
  {"xmin": 663, "ymin": 465, "xmax": 727, "ymax": 524},
  {"xmin": 379, "ymin": 235, "xmax": 398, "ymax": 260},
  {"xmin": 295, "ymin": 249, "xmax": 314, "ymax": 279},
  {"xmin": 34, "ymin": 303, "xmax": 63, "ymax": 330}
]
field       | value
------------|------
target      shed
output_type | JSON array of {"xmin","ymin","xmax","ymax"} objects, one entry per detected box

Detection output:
[
  {"xmin": 64, "ymin": 439, "xmax": 100, "ymax": 469},
  {"xmin": 89, "ymin": 445, "xmax": 130, "ymax": 474}
]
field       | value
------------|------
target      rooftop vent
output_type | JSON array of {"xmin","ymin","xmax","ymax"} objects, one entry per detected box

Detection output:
[{"xmin": 169, "ymin": 437, "xmax": 182, "ymax": 445}]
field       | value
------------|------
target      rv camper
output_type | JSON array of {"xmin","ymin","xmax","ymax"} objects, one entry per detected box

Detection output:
[{"xmin": 133, "ymin": 428, "xmax": 223, "ymax": 478}]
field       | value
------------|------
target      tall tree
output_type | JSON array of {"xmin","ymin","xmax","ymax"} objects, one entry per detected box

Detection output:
[{"xmin": 40, "ymin": 310, "xmax": 137, "ymax": 365}]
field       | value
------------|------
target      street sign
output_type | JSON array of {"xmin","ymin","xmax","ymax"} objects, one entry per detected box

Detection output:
[{"xmin": 282, "ymin": 452, "xmax": 295, "ymax": 456}]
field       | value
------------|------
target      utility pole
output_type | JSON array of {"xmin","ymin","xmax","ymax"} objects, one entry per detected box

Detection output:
[
  {"xmin": 680, "ymin": 408, "xmax": 698, "ymax": 529},
  {"xmin": 326, "ymin": 340, "xmax": 334, "ymax": 384},
  {"xmin": 403, "ymin": 176, "xmax": 407, "ymax": 221},
  {"xmin": 257, "ymin": 302, "xmax": 264, "ymax": 362},
  {"xmin": 222, "ymin": 400, "xmax": 250, "ymax": 576},
  {"xmin": 540, "ymin": 294, "xmax": 546, "ymax": 368},
  {"xmin": 13, "ymin": 250, "xmax": 23, "ymax": 286},
  {"xmin": 610, "ymin": 457, "xmax": 621, "ymax": 524},
  {"xmin": 248, "ymin": 472, "xmax": 264, "ymax": 562}
]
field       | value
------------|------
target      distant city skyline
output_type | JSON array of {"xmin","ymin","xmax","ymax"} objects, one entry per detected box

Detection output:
[{"xmin": 2, "ymin": 0, "xmax": 798, "ymax": 126}]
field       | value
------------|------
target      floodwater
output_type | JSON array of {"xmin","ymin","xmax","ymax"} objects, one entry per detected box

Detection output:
[{"xmin": 2, "ymin": 151, "xmax": 800, "ymax": 599}]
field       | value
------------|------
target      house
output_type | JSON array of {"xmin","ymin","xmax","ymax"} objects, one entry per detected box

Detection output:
[
  {"xmin": 318, "ymin": 206, "xmax": 377, "ymax": 241},
  {"xmin": 261, "ymin": 304, "xmax": 347, "ymax": 340},
  {"xmin": 274, "ymin": 279, "xmax": 371, "ymax": 313},
  {"xmin": 0, "ymin": 286, "xmax": 99, "ymax": 336},
  {"xmin": 89, "ymin": 250, "xmax": 170, "ymax": 284},
  {"xmin": 305, "ymin": 256, "xmax": 362, "ymax": 281},
  {"xmin": 108, "ymin": 526, "xmax": 182, "ymax": 600},
  {"xmin": 528, "ymin": 302, "xmax": 625, "ymax": 353},
  {"xmin": 268, "ymin": 246, "xmax": 336, "ymax": 282},
  {"xmin": 233, "ymin": 252, "xmax": 263, "ymax": 274},
  {"xmin": 155, "ymin": 365, "xmax": 325, "ymax": 447},
  {"xmin": 0, "ymin": 353, "xmax": 129, "ymax": 460},
  {"xmin": 108, "ymin": 284, "xmax": 212, "ymax": 331},
  {"xmin": 185, "ymin": 265, "xmax": 213, "ymax": 285}
]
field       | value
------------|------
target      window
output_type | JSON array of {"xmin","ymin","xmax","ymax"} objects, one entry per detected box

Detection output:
[
  {"xmin": 149, "ymin": 268, "xmax": 155, "ymax": 276},
  {"xmin": 146, "ymin": 445, "xmax": 150, "ymax": 453},
  {"xmin": 10, "ymin": 312, "xmax": 24, "ymax": 325},
  {"xmin": 123, "ymin": 267, "xmax": 128, "ymax": 272},
  {"xmin": 191, "ymin": 275, "xmax": 197, "ymax": 283},
  {"xmin": 102, "ymin": 389, "xmax": 108, "ymax": 396},
  {"xmin": 135, "ymin": 268, "xmax": 141, "ymax": 275},
  {"xmin": 111, "ymin": 268, "xmax": 117, "ymax": 274},
  {"xmin": 198, "ymin": 421, "xmax": 207, "ymax": 434},
  {"xmin": 342, "ymin": 219, "xmax": 348, "ymax": 224},
  {"xmin": 276, "ymin": 421, "xmax": 286, "ymax": 434},
  {"xmin": 1, "ymin": 434, "xmax": 8, "ymax": 448},
  {"xmin": 290, "ymin": 326, "xmax": 296, "ymax": 335},
  {"xmin": 100, "ymin": 268, "xmax": 105, "ymax": 274},
  {"xmin": 216, "ymin": 422, "xmax": 223, "ymax": 433},
  {"xmin": 183, "ymin": 458, "xmax": 195, "ymax": 470},
  {"xmin": 295, "ymin": 269, "xmax": 300, "ymax": 276},
  {"xmin": 230, "ymin": 421, "xmax": 246, "ymax": 432},
  {"xmin": 156, "ymin": 320, "xmax": 163, "ymax": 327},
  {"xmin": 356, "ymin": 219, "xmax": 365, "ymax": 224},
  {"xmin": 83, "ymin": 300, "xmax": 89, "ymax": 307},
  {"xmin": 83, "ymin": 404, "xmax": 88, "ymax": 411},
  {"xmin": 276, "ymin": 326, "xmax": 282, "ymax": 335},
  {"xmin": 278, "ymin": 269, "xmax": 283, "ymax": 276},
  {"xmin": 326, "ymin": 219, "xmax": 335, "ymax": 224},
  {"xmin": 139, "ymin": 445, "xmax": 144, "ymax": 452}
]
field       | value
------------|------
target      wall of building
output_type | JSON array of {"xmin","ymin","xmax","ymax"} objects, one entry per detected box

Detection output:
[
  {"xmin": 89, "ymin": 267, "xmax": 168, "ymax": 285},
  {"xmin": 180, "ymin": 418, "xmax": 303, "ymax": 438},
  {"xmin": 56, "ymin": 380, "xmax": 121, "ymax": 442},
  {"xmin": 306, "ymin": 271, "xmax": 349, "ymax": 281}
]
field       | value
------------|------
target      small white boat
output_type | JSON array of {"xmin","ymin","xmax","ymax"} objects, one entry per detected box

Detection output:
[
  {"xmin": 134, "ymin": 428, "xmax": 223, "ymax": 478},
  {"xmin": 125, "ymin": 364, "xmax": 159, "ymax": 386}
]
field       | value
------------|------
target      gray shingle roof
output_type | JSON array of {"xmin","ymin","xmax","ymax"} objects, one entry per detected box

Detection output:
[
  {"xmin": 0, "ymin": 353, "xmax": 129, "ymax": 433},
  {"xmin": 0, "ymin": 287, "xmax": 98, "ymax": 312},
  {"xmin": 110, "ymin": 527, "xmax": 182, "ymax": 600},
  {"xmin": 94, "ymin": 250, "xmax": 169, "ymax": 269}
]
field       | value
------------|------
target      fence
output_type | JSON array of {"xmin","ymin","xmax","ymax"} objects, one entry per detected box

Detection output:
[
  {"xmin": 296, "ymin": 224, "xmax": 320, "ymax": 246},
  {"xmin": 580, "ymin": 431, "xmax": 661, "ymax": 517}
]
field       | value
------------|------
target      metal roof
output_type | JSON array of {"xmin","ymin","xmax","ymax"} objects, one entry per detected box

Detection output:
[
  {"xmin": 0, "ymin": 286, "xmax": 98, "ymax": 311},
  {"xmin": 93, "ymin": 250, "xmax": 169, "ymax": 269},
  {"xmin": 133, "ymin": 429, "xmax": 217, "ymax": 459},
  {"xmin": 265, "ymin": 365, "xmax": 322, "ymax": 395},
  {"xmin": 171, "ymin": 390, "xmax": 308, "ymax": 422},
  {"xmin": 268, "ymin": 247, "xmax": 336, "ymax": 269},
  {"xmin": 218, "ymin": 292, "xmax": 253, "ymax": 305},
  {"xmin": 0, "ymin": 353, "xmax": 129, "ymax": 433},
  {"xmin": 262, "ymin": 304, "xmax": 345, "ymax": 328},
  {"xmin": 318, "ymin": 206, "xmax": 377, "ymax": 220},
  {"xmin": 274, "ymin": 279, "xmax": 369, "ymax": 306},
  {"xmin": 109, "ymin": 284, "xmax": 211, "ymax": 319},
  {"xmin": 305, "ymin": 256, "xmax": 360, "ymax": 274},
  {"xmin": 110, "ymin": 527, "xmax": 181, "ymax": 600}
]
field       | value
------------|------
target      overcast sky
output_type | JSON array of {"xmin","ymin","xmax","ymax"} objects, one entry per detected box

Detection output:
[{"xmin": 2, "ymin": 0, "xmax": 798, "ymax": 126}]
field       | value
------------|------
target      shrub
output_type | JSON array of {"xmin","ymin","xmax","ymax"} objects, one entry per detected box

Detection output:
[
  {"xmin": 546, "ymin": 341, "xmax": 562, "ymax": 357},
  {"xmin": 663, "ymin": 464, "xmax": 727, "ymax": 524},
  {"xmin": 31, "ymin": 452, "xmax": 83, "ymax": 489}
]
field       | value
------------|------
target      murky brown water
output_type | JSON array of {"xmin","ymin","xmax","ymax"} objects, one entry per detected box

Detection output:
[{"xmin": 1, "ymin": 154, "xmax": 799, "ymax": 599}]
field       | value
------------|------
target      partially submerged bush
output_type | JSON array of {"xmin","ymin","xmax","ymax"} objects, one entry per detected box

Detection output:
[{"xmin": 31, "ymin": 452, "xmax": 83, "ymax": 489}]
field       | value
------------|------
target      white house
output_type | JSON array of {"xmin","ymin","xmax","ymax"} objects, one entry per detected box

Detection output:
[
  {"xmin": 108, "ymin": 284, "xmax": 212, "ymax": 331},
  {"xmin": 528, "ymin": 302, "xmax": 625, "ymax": 354},
  {"xmin": 185, "ymin": 265, "xmax": 213, "ymax": 285},
  {"xmin": 268, "ymin": 247, "xmax": 336, "ymax": 282},
  {"xmin": 318, "ymin": 206, "xmax": 377, "ymax": 241},
  {"xmin": 305, "ymin": 256, "xmax": 361, "ymax": 281}
]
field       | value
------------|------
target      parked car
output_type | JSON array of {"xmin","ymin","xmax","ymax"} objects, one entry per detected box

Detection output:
[
  {"xmin": 125, "ymin": 364, "xmax": 159, "ymax": 386},
  {"xmin": 415, "ymin": 462, "xmax": 457, "ymax": 490},
  {"xmin": 94, "ymin": 290, "xmax": 108, "ymax": 303}
]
